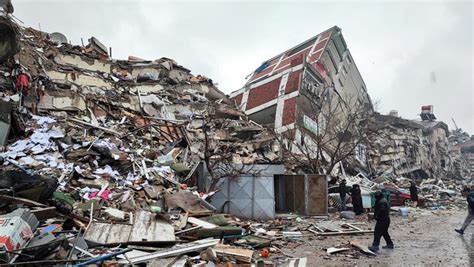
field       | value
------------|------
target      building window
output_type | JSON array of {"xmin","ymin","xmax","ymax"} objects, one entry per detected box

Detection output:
[
  {"xmin": 342, "ymin": 65, "xmax": 348, "ymax": 75},
  {"xmin": 346, "ymin": 54, "xmax": 352, "ymax": 64},
  {"xmin": 338, "ymin": 78, "xmax": 343, "ymax": 87},
  {"xmin": 327, "ymin": 49, "xmax": 338, "ymax": 74},
  {"xmin": 331, "ymin": 39, "xmax": 343, "ymax": 61}
]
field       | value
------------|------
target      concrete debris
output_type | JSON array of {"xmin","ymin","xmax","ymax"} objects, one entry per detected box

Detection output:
[
  {"xmin": 0, "ymin": 14, "xmax": 294, "ymax": 266},
  {"xmin": 0, "ymin": 10, "xmax": 471, "ymax": 267}
]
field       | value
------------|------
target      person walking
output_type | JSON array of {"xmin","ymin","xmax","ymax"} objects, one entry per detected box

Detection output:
[
  {"xmin": 351, "ymin": 184, "xmax": 364, "ymax": 215},
  {"xmin": 369, "ymin": 191, "xmax": 394, "ymax": 252},
  {"xmin": 455, "ymin": 188, "xmax": 474, "ymax": 235},
  {"xmin": 409, "ymin": 181, "xmax": 418, "ymax": 207},
  {"xmin": 339, "ymin": 179, "xmax": 347, "ymax": 211}
]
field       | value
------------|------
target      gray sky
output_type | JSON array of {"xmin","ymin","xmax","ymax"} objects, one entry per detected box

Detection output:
[{"xmin": 15, "ymin": 0, "xmax": 473, "ymax": 133}]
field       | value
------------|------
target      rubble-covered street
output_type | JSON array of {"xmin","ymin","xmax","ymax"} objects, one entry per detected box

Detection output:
[
  {"xmin": 286, "ymin": 210, "xmax": 473, "ymax": 266},
  {"xmin": 0, "ymin": 2, "xmax": 473, "ymax": 266}
]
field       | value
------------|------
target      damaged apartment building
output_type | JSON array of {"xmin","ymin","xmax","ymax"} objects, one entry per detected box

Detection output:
[
  {"xmin": 231, "ymin": 26, "xmax": 373, "ymax": 174},
  {"xmin": 230, "ymin": 26, "xmax": 469, "ymax": 181},
  {"xmin": 369, "ymin": 106, "xmax": 472, "ymax": 181}
]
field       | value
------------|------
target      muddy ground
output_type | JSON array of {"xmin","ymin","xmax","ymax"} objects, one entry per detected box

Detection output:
[{"xmin": 281, "ymin": 209, "xmax": 473, "ymax": 266}]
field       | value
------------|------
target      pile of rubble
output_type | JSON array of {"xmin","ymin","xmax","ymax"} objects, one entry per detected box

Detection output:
[{"xmin": 0, "ymin": 15, "xmax": 296, "ymax": 266}]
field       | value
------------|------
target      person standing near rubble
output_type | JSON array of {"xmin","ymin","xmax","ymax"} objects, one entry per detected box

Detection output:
[
  {"xmin": 455, "ymin": 187, "xmax": 474, "ymax": 235},
  {"xmin": 351, "ymin": 184, "xmax": 364, "ymax": 215},
  {"xmin": 369, "ymin": 191, "xmax": 394, "ymax": 252},
  {"xmin": 339, "ymin": 179, "xmax": 347, "ymax": 211},
  {"xmin": 409, "ymin": 181, "xmax": 418, "ymax": 207}
]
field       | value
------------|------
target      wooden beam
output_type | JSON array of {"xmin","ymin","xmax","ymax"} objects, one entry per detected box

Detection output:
[
  {"xmin": 0, "ymin": 195, "xmax": 47, "ymax": 208},
  {"xmin": 68, "ymin": 118, "xmax": 120, "ymax": 135},
  {"xmin": 316, "ymin": 230, "xmax": 373, "ymax": 236}
]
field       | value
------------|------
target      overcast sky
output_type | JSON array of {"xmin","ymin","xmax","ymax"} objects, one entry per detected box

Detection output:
[{"xmin": 15, "ymin": 0, "xmax": 473, "ymax": 133}]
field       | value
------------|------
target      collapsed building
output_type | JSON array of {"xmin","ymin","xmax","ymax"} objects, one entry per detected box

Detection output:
[
  {"xmin": 450, "ymin": 128, "xmax": 474, "ymax": 181},
  {"xmin": 369, "ymin": 107, "xmax": 471, "ymax": 181},
  {"xmin": 0, "ymin": 14, "xmax": 301, "ymax": 266}
]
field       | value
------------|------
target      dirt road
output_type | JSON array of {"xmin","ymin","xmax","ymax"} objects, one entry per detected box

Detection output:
[{"xmin": 283, "ymin": 209, "xmax": 473, "ymax": 266}]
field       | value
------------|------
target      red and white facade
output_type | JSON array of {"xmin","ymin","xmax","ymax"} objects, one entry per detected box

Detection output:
[{"xmin": 231, "ymin": 26, "xmax": 370, "ymax": 135}]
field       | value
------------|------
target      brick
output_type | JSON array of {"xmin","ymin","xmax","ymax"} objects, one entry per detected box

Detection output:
[
  {"xmin": 250, "ymin": 66, "xmax": 273, "ymax": 82},
  {"xmin": 309, "ymin": 50, "xmax": 322, "ymax": 62},
  {"xmin": 313, "ymin": 39, "xmax": 328, "ymax": 52},
  {"xmin": 232, "ymin": 93, "xmax": 243, "ymax": 105},
  {"xmin": 246, "ymin": 77, "xmax": 281, "ymax": 110},
  {"xmin": 282, "ymin": 97, "xmax": 297, "ymax": 126},
  {"xmin": 285, "ymin": 70, "xmax": 301, "ymax": 94}
]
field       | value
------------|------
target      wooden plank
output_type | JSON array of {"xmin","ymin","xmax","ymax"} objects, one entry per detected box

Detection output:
[
  {"xmin": 31, "ymin": 207, "xmax": 56, "ymax": 220},
  {"xmin": 187, "ymin": 217, "xmax": 217, "ymax": 229},
  {"xmin": 84, "ymin": 222, "xmax": 131, "ymax": 244},
  {"xmin": 344, "ymin": 223, "xmax": 364, "ymax": 232},
  {"xmin": 130, "ymin": 210, "xmax": 175, "ymax": 242},
  {"xmin": 69, "ymin": 118, "xmax": 120, "ymax": 135},
  {"xmin": 175, "ymin": 226, "xmax": 201, "ymax": 235},
  {"xmin": 327, "ymin": 247, "xmax": 351, "ymax": 255},
  {"xmin": 117, "ymin": 239, "xmax": 220, "ymax": 264},
  {"xmin": 214, "ymin": 244, "xmax": 254, "ymax": 263},
  {"xmin": 317, "ymin": 230, "xmax": 373, "ymax": 236},
  {"xmin": 0, "ymin": 195, "xmax": 47, "ymax": 208}
]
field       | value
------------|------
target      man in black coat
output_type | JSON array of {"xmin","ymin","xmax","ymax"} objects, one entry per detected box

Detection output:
[
  {"xmin": 455, "ymin": 188, "xmax": 474, "ymax": 235},
  {"xmin": 409, "ymin": 181, "xmax": 418, "ymax": 207},
  {"xmin": 339, "ymin": 179, "xmax": 347, "ymax": 211},
  {"xmin": 369, "ymin": 191, "xmax": 394, "ymax": 252},
  {"xmin": 351, "ymin": 184, "xmax": 364, "ymax": 215}
]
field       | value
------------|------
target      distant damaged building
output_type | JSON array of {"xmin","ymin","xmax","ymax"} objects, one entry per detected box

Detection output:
[{"xmin": 369, "ymin": 107, "xmax": 470, "ymax": 181}]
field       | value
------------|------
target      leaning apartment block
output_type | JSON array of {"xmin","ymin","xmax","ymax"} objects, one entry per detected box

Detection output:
[{"xmin": 230, "ymin": 26, "xmax": 372, "ymax": 135}]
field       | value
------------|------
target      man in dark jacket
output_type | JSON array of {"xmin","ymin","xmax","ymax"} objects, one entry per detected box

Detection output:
[
  {"xmin": 409, "ymin": 181, "xmax": 418, "ymax": 207},
  {"xmin": 455, "ymin": 189, "xmax": 474, "ymax": 235},
  {"xmin": 339, "ymin": 179, "xmax": 347, "ymax": 211},
  {"xmin": 351, "ymin": 184, "xmax": 364, "ymax": 215},
  {"xmin": 369, "ymin": 191, "xmax": 394, "ymax": 252}
]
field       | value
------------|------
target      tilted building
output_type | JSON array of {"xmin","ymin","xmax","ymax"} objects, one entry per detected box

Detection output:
[
  {"xmin": 230, "ymin": 26, "xmax": 373, "ymax": 174},
  {"xmin": 230, "ymin": 26, "xmax": 372, "ymax": 134}
]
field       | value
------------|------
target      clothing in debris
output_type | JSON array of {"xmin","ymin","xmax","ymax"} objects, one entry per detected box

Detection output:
[
  {"xmin": 409, "ymin": 182, "xmax": 418, "ymax": 202},
  {"xmin": 339, "ymin": 180, "xmax": 347, "ymax": 211},
  {"xmin": 351, "ymin": 184, "xmax": 364, "ymax": 215},
  {"xmin": 16, "ymin": 73, "xmax": 29, "ymax": 92},
  {"xmin": 371, "ymin": 191, "xmax": 393, "ymax": 250}
]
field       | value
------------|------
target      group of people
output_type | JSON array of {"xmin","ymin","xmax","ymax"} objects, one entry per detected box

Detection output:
[
  {"xmin": 338, "ymin": 179, "xmax": 392, "ymax": 252},
  {"xmin": 338, "ymin": 179, "xmax": 364, "ymax": 215},
  {"xmin": 338, "ymin": 178, "xmax": 473, "ymax": 253}
]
